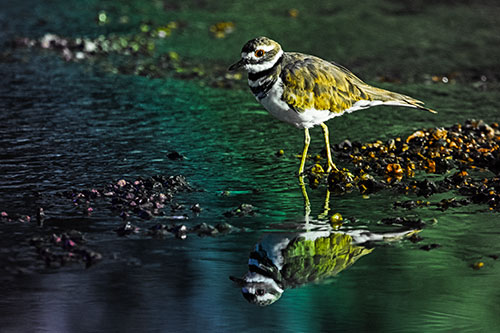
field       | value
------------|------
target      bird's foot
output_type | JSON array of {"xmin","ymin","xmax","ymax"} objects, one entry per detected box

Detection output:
[
  {"xmin": 328, "ymin": 167, "xmax": 354, "ymax": 184},
  {"xmin": 326, "ymin": 162, "xmax": 339, "ymax": 173}
]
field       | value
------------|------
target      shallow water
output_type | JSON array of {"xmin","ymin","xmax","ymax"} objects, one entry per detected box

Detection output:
[{"xmin": 1, "ymin": 1, "xmax": 500, "ymax": 332}]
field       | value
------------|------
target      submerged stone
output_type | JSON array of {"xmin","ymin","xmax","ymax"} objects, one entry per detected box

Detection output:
[
  {"xmin": 223, "ymin": 203, "xmax": 256, "ymax": 217},
  {"xmin": 167, "ymin": 151, "xmax": 184, "ymax": 160},
  {"xmin": 115, "ymin": 222, "xmax": 139, "ymax": 236},
  {"xmin": 191, "ymin": 223, "xmax": 218, "ymax": 236},
  {"xmin": 420, "ymin": 244, "xmax": 441, "ymax": 251}
]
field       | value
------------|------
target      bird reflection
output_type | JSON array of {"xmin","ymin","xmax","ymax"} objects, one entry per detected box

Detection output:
[{"xmin": 230, "ymin": 176, "xmax": 418, "ymax": 306}]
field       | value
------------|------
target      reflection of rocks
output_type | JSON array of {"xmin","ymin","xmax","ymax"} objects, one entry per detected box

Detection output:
[
  {"xmin": 231, "ymin": 226, "xmax": 418, "ymax": 306},
  {"xmin": 30, "ymin": 230, "xmax": 102, "ymax": 269}
]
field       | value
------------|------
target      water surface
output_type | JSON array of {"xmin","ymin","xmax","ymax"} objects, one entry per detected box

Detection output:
[{"xmin": 1, "ymin": 1, "xmax": 500, "ymax": 332}]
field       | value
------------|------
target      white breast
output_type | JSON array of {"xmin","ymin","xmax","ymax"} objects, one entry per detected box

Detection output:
[{"xmin": 258, "ymin": 78, "xmax": 341, "ymax": 129}]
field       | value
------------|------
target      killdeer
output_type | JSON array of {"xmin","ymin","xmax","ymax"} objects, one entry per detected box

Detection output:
[
  {"xmin": 229, "ymin": 37, "xmax": 436, "ymax": 175},
  {"xmin": 230, "ymin": 227, "xmax": 418, "ymax": 306}
]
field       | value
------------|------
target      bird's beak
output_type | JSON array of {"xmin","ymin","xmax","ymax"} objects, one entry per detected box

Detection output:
[
  {"xmin": 228, "ymin": 58, "xmax": 246, "ymax": 71},
  {"xmin": 229, "ymin": 275, "xmax": 247, "ymax": 286}
]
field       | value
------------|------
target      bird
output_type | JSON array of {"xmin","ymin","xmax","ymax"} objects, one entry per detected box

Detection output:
[
  {"xmin": 230, "ymin": 226, "xmax": 419, "ymax": 306},
  {"xmin": 229, "ymin": 37, "xmax": 436, "ymax": 175}
]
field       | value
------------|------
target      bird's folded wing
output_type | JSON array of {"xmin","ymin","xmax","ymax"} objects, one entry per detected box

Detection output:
[{"xmin": 280, "ymin": 53, "xmax": 432, "ymax": 113}]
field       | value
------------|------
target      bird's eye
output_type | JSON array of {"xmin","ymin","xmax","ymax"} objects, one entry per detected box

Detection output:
[
  {"xmin": 256, "ymin": 289, "xmax": 265, "ymax": 296},
  {"xmin": 254, "ymin": 49, "xmax": 265, "ymax": 58}
]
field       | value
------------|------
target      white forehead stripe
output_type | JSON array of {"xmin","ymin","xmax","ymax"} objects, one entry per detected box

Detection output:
[
  {"xmin": 241, "ymin": 44, "xmax": 276, "ymax": 58},
  {"xmin": 259, "ymin": 44, "xmax": 277, "ymax": 52}
]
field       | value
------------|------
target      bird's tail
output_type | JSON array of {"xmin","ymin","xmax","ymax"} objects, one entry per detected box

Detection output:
[{"xmin": 365, "ymin": 85, "xmax": 437, "ymax": 114}]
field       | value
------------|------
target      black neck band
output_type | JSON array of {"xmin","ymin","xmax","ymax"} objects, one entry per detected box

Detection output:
[{"xmin": 248, "ymin": 54, "xmax": 283, "ymax": 81}]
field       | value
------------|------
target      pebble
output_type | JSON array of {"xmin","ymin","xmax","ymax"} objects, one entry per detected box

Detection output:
[
  {"xmin": 167, "ymin": 151, "xmax": 184, "ymax": 160},
  {"xmin": 223, "ymin": 203, "xmax": 256, "ymax": 217},
  {"xmin": 472, "ymin": 261, "xmax": 484, "ymax": 270},
  {"xmin": 190, "ymin": 203, "xmax": 202, "ymax": 214},
  {"xmin": 420, "ymin": 244, "xmax": 442, "ymax": 251},
  {"xmin": 115, "ymin": 221, "xmax": 140, "ymax": 236},
  {"xmin": 36, "ymin": 207, "xmax": 45, "ymax": 226},
  {"xmin": 62, "ymin": 175, "xmax": 192, "ymax": 220}
]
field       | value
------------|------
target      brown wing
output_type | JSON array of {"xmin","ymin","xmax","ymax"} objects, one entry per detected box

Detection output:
[{"xmin": 280, "ymin": 53, "xmax": 434, "ymax": 113}]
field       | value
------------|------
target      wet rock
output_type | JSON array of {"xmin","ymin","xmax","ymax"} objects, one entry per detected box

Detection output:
[
  {"xmin": 191, "ymin": 223, "xmax": 218, "ymax": 236},
  {"xmin": 63, "ymin": 174, "xmax": 192, "ymax": 220},
  {"xmin": 413, "ymin": 179, "xmax": 438, "ymax": 198},
  {"xmin": 329, "ymin": 213, "xmax": 343, "ymax": 229},
  {"xmin": 472, "ymin": 261, "xmax": 484, "ymax": 270},
  {"xmin": 223, "ymin": 203, "xmax": 256, "ymax": 217},
  {"xmin": 147, "ymin": 224, "xmax": 173, "ymax": 239},
  {"xmin": 67, "ymin": 230, "xmax": 85, "ymax": 243},
  {"xmin": 408, "ymin": 233, "xmax": 424, "ymax": 243},
  {"xmin": 167, "ymin": 151, "xmax": 184, "ymax": 160},
  {"xmin": 338, "ymin": 139, "xmax": 353, "ymax": 151},
  {"xmin": 115, "ymin": 222, "xmax": 140, "ymax": 236},
  {"xmin": 420, "ymin": 244, "xmax": 441, "ymax": 251},
  {"xmin": 308, "ymin": 120, "xmax": 500, "ymax": 210},
  {"xmin": 393, "ymin": 200, "xmax": 430, "ymax": 210},
  {"xmin": 117, "ymin": 179, "xmax": 127, "ymax": 187},
  {"xmin": 190, "ymin": 203, "xmax": 202, "ymax": 214},
  {"xmin": 17, "ymin": 215, "xmax": 31, "ymax": 223},
  {"xmin": 436, "ymin": 197, "xmax": 470, "ymax": 211},
  {"xmin": 136, "ymin": 208, "xmax": 153, "ymax": 220},
  {"xmin": 127, "ymin": 257, "xmax": 142, "ymax": 267},
  {"xmin": 0, "ymin": 211, "xmax": 36, "ymax": 224},
  {"xmin": 327, "ymin": 168, "xmax": 355, "ymax": 193},
  {"xmin": 36, "ymin": 207, "xmax": 45, "ymax": 227},
  {"xmin": 442, "ymin": 170, "xmax": 470, "ymax": 190},
  {"xmin": 147, "ymin": 222, "xmax": 240, "ymax": 239},
  {"xmin": 356, "ymin": 172, "xmax": 385, "ymax": 194},
  {"xmin": 170, "ymin": 224, "xmax": 188, "ymax": 239},
  {"xmin": 119, "ymin": 211, "xmax": 130, "ymax": 220},
  {"xmin": 215, "ymin": 222, "xmax": 237, "ymax": 234},
  {"xmin": 381, "ymin": 217, "xmax": 427, "ymax": 229},
  {"xmin": 385, "ymin": 163, "xmax": 404, "ymax": 180},
  {"xmin": 79, "ymin": 249, "xmax": 103, "ymax": 269},
  {"xmin": 170, "ymin": 202, "xmax": 184, "ymax": 212}
]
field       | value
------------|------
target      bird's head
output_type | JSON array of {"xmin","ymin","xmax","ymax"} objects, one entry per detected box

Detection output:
[
  {"xmin": 230, "ymin": 272, "xmax": 283, "ymax": 306},
  {"xmin": 228, "ymin": 37, "xmax": 283, "ymax": 74}
]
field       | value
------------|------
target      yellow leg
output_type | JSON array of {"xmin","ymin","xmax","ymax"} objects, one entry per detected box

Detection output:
[
  {"xmin": 320, "ymin": 123, "xmax": 339, "ymax": 173},
  {"xmin": 298, "ymin": 128, "xmax": 310, "ymax": 175},
  {"xmin": 318, "ymin": 189, "xmax": 331, "ymax": 220},
  {"xmin": 299, "ymin": 175, "xmax": 311, "ymax": 224}
]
